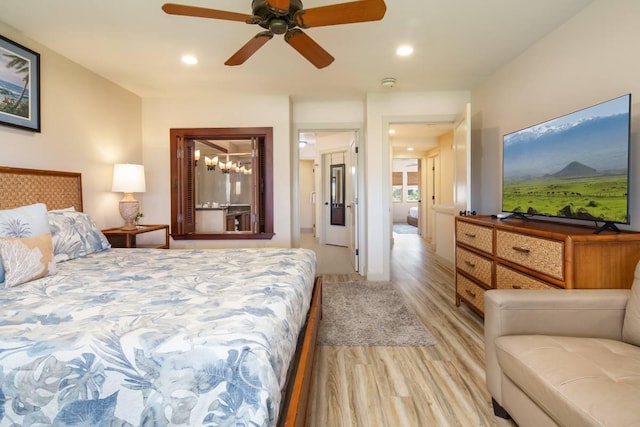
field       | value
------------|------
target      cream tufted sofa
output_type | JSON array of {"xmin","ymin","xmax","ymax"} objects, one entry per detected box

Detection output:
[{"xmin": 484, "ymin": 263, "xmax": 640, "ymax": 427}]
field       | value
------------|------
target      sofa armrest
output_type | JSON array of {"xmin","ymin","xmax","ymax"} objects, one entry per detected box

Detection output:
[{"xmin": 484, "ymin": 288, "xmax": 630, "ymax": 404}]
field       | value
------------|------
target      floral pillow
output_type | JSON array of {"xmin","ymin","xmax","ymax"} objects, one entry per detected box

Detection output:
[
  {"xmin": 0, "ymin": 234, "xmax": 56, "ymax": 287},
  {"xmin": 48, "ymin": 210, "xmax": 110, "ymax": 262},
  {"xmin": 0, "ymin": 203, "xmax": 51, "ymax": 284}
]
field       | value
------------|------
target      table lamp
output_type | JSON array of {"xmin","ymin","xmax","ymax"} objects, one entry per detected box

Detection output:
[{"xmin": 112, "ymin": 163, "xmax": 146, "ymax": 230}]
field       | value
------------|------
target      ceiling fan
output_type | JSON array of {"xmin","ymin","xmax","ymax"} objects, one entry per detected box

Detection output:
[{"xmin": 162, "ymin": 0, "xmax": 387, "ymax": 69}]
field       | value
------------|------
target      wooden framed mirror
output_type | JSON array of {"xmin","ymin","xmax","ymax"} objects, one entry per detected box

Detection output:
[{"xmin": 170, "ymin": 127, "xmax": 274, "ymax": 240}]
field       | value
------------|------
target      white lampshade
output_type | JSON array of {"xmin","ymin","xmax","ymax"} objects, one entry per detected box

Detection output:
[
  {"xmin": 112, "ymin": 163, "xmax": 146, "ymax": 193},
  {"xmin": 112, "ymin": 164, "xmax": 145, "ymax": 230}
]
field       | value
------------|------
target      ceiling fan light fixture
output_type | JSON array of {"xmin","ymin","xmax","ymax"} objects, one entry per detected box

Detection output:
[
  {"xmin": 268, "ymin": 18, "xmax": 289, "ymax": 34},
  {"xmin": 163, "ymin": 0, "xmax": 388, "ymax": 68}
]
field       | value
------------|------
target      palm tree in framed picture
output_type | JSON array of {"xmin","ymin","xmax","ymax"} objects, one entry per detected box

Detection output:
[{"xmin": 1, "ymin": 53, "xmax": 29, "ymax": 118}]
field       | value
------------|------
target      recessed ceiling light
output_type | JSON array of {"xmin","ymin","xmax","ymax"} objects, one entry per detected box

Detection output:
[
  {"xmin": 407, "ymin": 147, "xmax": 415, "ymax": 151},
  {"xmin": 181, "ymin": 55, "xmax": 198, "ymax": 65},
  {"xmin": 396, "ymin": 45, "xmax": 414, "ymax": 57},
  {"xmin": 389, "ymin": 129, "xmax": 396, "ymax": 135}
]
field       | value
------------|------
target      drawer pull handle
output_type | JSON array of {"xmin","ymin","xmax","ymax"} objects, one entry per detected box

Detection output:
[
  {"xmin": 512, "ymin": 285, "xmax": 522, "ymax": 289},
  {"xmin": 512, "ymin": 246, "xmax": 530, "ymax": 254},
  {"xmin": 464, "ymin": 260, "xmax": 476, "ymax": 268},
  {"xmin": 465, "ymin": 289, "xmax": 477, "ymax": 298},
  {"xmin": 464, "ymin": 233, "xmax": 476, "ymax": 238}
]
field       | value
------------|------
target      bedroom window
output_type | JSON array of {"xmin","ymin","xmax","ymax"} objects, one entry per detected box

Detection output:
[
  {"xmin": 170, "ymin": 127, "xmax": 274, "ymax": 240},
  {"xmin": 406, "ymin": 172, "xmax": 419, "ymax": 202},
  {"xmin": 392, "ymin": 172, "xmax": 403, "ymax": 202}
]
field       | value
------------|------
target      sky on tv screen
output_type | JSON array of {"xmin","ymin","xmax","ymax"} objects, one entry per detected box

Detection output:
[{"xmin": 503, "ymin": 95, "xmax": 630, "ymax": 180}]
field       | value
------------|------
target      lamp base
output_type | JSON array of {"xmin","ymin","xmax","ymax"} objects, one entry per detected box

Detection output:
[{"xmin": 119, "ymin": 200, "xmax": 139, "ymax": 230}]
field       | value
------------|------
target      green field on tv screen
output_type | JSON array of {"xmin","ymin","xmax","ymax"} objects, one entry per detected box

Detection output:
[{"xmin": 502, "ymin": 174, "xmax": 628, "ymax": 223}]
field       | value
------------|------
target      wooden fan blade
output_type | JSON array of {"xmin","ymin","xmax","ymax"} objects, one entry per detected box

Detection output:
[
  {"xmin": 225, "ymin": 32, "xmax": 274, "ymax": 66},
  {"xmin": 295, "ymin": 0, "xmax": 386, "ymax": 28},
  {"xmin": 266, "ymin": 0, "xmax": 290, "ymax": 13},
  {"xmin": 162, "ymin": 3, "xmax": 254, "ymax": 23},
  {"xmin": 285, "ymin": 29, "xmax": 334, "ymax": 69}
]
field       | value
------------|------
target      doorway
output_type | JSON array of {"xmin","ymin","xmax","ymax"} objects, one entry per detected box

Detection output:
[
  {"xmin": 298, "ymin": 129, "xmax": 359, "ymax": 274},
  {"xmin": 324, "ymin": 151, "xmax": 348, "ymax": 247},
  {"xmin": 389, "ymin": 122, "xmax": 453, "ymax": 244}
]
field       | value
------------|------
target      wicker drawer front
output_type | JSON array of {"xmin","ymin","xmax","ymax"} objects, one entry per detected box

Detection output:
[
  {"xmin": 495, "ymin": 265, "xmax": 559, "ymax": 290},
  {"xmin": 456, "ymin": 273, "xmax": 486, "ymax": 313},
  {"xmin": 496, "ymin": 230, "xmax": 564, "ymax": 280},
  {"xmin": 456, "ymin": 221, "xmax": 493, "ymax": 254},
  {"xmin": 456, "ymin": 247, "xmax": 492, "ymax": 287}
]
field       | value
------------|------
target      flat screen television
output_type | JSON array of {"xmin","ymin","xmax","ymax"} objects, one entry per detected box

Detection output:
[{"xmin": 501, "ymin": 94, "xmax": 631, "ymax": 232}]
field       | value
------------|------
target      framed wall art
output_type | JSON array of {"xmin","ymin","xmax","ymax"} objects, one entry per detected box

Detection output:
[{"xmin": 0, "ymin": 35, "xmax": 40, "ymax": 132}]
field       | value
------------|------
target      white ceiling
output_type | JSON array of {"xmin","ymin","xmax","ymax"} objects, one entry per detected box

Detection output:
[{"xmin": 1, "ymin": 0, "xmax": 593, "ymax": 101}]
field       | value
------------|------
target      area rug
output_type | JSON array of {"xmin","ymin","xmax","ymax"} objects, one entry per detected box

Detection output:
[
  {"xmin": 393, "ymin": 223, "xmax": 418, "ymax": 234},
  {"xmin": 318, "ymin": 281, "xmax": 437, "ymax": 346}
]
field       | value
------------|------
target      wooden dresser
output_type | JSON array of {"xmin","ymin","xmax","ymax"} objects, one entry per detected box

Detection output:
[{"xmin": 454, "ymin": 215, "xmax": 640, "ymax": 316}]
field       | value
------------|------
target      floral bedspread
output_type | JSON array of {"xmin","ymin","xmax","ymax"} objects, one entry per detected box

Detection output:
[{"xmin": 0, "ymin": 247, "xmax": 316, "ymax": 426}]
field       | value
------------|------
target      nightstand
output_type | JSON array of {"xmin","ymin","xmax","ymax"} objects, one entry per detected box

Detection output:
[{"xmin": 102, "ymin": 224, "xmax": 170, "ymax": 249}]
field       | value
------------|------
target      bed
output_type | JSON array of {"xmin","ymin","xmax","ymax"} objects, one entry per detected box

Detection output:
[
  {"xmin": 407, "ymin": 206, "xmax": 418, "ymax": 227},
  {"xmin": 0, "ymin": 166, "xmax": 321, "ymax": 427}
]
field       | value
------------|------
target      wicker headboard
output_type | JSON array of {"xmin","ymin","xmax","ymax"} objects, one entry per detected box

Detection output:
[{"xmin": 0, "ymin": 166, "xmax": 83, "ymax": 211}]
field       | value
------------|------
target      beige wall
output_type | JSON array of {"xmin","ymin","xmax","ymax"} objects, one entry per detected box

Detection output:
[
  {"xmin": 424, "ymin": 130, "xmax": 456, "ymax": 265},
  {"xmin": 471, "ymin": 0, "xmax": 640, "ymax": 230},
  {"xmin": 437, "ymin": 131, "xmax": 454, "ymax": 206},
  {"xmin": 141, "ymin": 95, "xmax": 292, "ymax": 248},
  {"xmin": 0, "ymin": 22, "xmax": 142, "ymax": 228}
]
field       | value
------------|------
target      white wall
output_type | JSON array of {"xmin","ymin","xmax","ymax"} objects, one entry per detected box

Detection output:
[
  {"xmin": 471, "ymin": 0, "xmax": 640, "ymax": 231},
  {"xmin": 142, "ymin": 95, "xmax": 292, "ymax": 248},
  {"xmin": 0, "ymin": 22, "xmax": 142, "ymax": 227},
  {"xmin": 299, "ymin": 160, "xmax": 314, "ymax": 231}
]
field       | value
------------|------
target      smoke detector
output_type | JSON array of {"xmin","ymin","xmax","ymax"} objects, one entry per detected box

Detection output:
[{"xmin": 381, "ymin": 77, "xmax": 396, "ymax": 88}]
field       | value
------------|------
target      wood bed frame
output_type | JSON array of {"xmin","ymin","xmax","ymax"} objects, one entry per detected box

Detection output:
[{"xmin": 0, "ymin": 165, "xmax": 321, "ymax": 427}]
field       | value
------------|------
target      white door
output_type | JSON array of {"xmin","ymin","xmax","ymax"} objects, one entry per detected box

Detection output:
[
  {"xmin": 348, "ymin": 139, "xmax": 359, "ymax": 271},
  {"xmin": 324, "ymin": 151, "xmax": 349, "ymax": 247},
  {"xmin": 453, "ymin": 103, "xmax": 472, "ymax": 213}
]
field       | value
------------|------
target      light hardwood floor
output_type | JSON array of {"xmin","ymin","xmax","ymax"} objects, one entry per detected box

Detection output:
[{"xmin": 305, "ymin": 233, "xmax": 517, "ymax": 426}]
